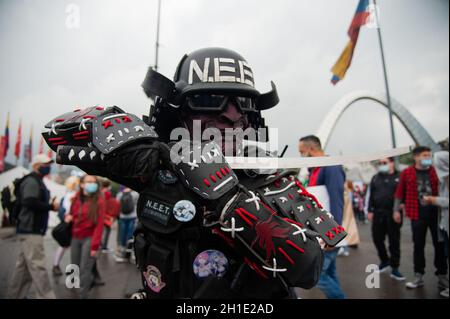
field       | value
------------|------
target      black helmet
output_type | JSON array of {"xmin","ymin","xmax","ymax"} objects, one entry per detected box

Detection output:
[
  {"xmin": 143, "ymin": 47, "xmax": 279, "ymax": 110},
  {"xmin": 142, "ymin": 47, "xmax": 279, "ymax": 141},
  {"xmin": 173, "ymin": 47, "xmax": 260, "ymax": 99}
]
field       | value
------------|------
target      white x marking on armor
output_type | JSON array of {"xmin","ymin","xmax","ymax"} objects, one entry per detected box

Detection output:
[
  {"xmin": 291, "ymin": 223, "xmax": 307, "ymax": 242},
  {"xmin": 245, "ymin": 191, "xmax": 260, "ymax": 211},
  {"xmin": 220, "ymin": 218, "xmax": 244, "ymax": 239},
  {"xmin": 262, "ymin": 258, "xmax": 287, "ymax": 278},
  {"xmin": 187, "ymin": 160, "xmax": 199, "ymax": 171},
  {"xmin": 106, "ymin": 133, "xmax": 115, "ymax": 143}
]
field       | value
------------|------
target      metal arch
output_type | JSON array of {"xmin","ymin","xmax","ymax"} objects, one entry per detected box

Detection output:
[{"xmin": 316, "ymin": 90, "xmax": 439, "ymax": 151}]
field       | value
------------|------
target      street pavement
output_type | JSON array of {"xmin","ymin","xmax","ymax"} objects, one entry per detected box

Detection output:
[{"xmin": 0, "ymin": 218, "xmax": 447, "ymax": 299}]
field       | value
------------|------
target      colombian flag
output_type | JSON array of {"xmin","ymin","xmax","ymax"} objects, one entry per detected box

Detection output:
[
  {"xmin": 331, "ymin": 0, "xmax": 371, "ymax": 85},
  {"xmin": 4, "ymin": 112, "xmax": 10, "ymax": 156}
]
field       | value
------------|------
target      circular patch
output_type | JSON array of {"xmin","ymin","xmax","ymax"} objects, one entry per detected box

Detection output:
[
  {"xmin": 143, "ymin": 265, "xmax": 166, "ymax": 294},
  {"xmin": 173, "ymin": 200, "xmax": 196, "ymax": 222},
  {"xmin": 193, "ymin": 250, "xmax": 229, "ymax": 279}
]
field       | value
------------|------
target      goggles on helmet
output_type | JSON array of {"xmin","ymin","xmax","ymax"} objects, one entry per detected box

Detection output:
[{"xmin": 185, "ymin": 94, "xmax": 257, "ymax": 113}]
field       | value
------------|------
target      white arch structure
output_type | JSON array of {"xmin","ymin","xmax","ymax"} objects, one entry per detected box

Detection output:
[{"xmin": 316, "ymin": 90, "xmax": 439, "ymax": 151}]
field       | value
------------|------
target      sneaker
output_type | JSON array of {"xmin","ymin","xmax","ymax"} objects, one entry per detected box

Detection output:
[
  {"xmin": 440, "ymin": 288, "xmax": 449, "ymax": 298},
  {"xmin": 52, "ymin": 265, "xmax": 63, "ymax": 277},
  {"xmin": 406, "ymin": 273, "xmax": 424, "ymax": 289},
  {"xmin": 390, "ymin": 269, "xmax": 406, "ymax": 281},
  {"xmin": 337, "ymin": 247, "xmax": 350, "ymax": 257},
  {"xmin": 114, "ymin": 254, "xmax": 127, "ymax": 263},
  {"xmin": 438, "ymin": 275, "xmax": 449, "ymax": 290},
  {"xmin": 101, "ymin": 248, "xmax": 112, "ymax": 254},
  {"xmin": 377, "ymin": 262, "xmax": 391, "ymax": 273}
]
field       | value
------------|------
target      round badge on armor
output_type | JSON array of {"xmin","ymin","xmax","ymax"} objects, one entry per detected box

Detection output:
[
  {"xmin": 193, "ymin": 250, "xmax": 229, "ymax": 279},
  {"xmin": 143, "ymin": 265, "xmax": 166, "ymax": 294},
  {"xmin": 173, "ymin": 200, "xmax": 196, "ymax": 222}
]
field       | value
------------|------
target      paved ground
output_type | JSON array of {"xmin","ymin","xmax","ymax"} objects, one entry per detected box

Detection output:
[{"xmin": 0, "ymin": 219, "xmax": 447, "ymax": 299}]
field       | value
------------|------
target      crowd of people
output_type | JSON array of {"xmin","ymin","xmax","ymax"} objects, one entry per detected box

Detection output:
[
  {"xmin": 299, "ymin": 140, "xmax": 449, "ymax": 299},
  {"xmin": 2, "ymin": 139, "xmax": 448, "ymax": 299},
  {"xmin": 4, "ymin": 154, "xmax": 140, "ymax": 299}
]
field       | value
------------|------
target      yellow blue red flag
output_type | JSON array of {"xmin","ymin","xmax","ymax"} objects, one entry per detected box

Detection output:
[{"xmin": 331, "ymin": 0, "xmax": 371, "ymax": 85}]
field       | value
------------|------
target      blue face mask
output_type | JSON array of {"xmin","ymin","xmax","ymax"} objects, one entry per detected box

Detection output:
[
  {"xmin": 378, "ymin": 164, "xmax": 390, "ymax": 174},
  {"xmin": 38, "ymin": 166, "xmax": 51, "ymax": 176},
  {"xmin": 421, "ymin": 159, "xmax": 433, "ymax": 168},
  {"xmin": 84, "ymin": 183, "xmax": 98, "ymax": 195}
]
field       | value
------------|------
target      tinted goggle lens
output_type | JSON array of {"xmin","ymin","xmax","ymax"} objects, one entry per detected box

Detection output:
[{"xmin": 187, "ymin": 95, "xmax": 256, "ymax": 112}]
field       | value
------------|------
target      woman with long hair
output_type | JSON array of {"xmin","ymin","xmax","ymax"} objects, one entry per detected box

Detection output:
[{"xmin": 65, "ymin": 175, "xmax": 105, "ymax": 299}]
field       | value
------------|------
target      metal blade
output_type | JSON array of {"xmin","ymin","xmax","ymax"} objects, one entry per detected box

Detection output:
[{"xmin": 226, "ymin": 146, "xmax": 412, "ymax": 170}]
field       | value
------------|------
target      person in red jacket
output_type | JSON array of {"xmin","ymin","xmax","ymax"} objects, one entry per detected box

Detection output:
[
  {"xmin": 393, "ymin": 146, "xmax": 448, "ymax": 291},
  {"xmin": 65, "ymin": 174, "xmax": 105, "ymax": 299}
]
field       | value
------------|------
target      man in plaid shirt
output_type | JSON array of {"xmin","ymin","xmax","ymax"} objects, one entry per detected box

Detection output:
[{"xmin": 393, "ymin": 146, "xmax": 448, "ymax": 291}]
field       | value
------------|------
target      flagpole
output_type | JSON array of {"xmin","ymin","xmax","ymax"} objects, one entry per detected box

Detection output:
[
  {"xmin": 154, "ymin": 0, "xmax": 162, "ymax": 71},
  {"xmin": 373, "ymin": 0, "xmax": 397, "ymax": 151}
]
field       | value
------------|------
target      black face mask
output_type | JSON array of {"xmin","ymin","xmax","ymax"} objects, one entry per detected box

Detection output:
[{"xmin": 38, "ymin": 166, "xmax": 51, "ymax": 176}]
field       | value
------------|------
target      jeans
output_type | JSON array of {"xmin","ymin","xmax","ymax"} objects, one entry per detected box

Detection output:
[
  {"xmin": 119, "ymin": 218, "xmax": 136, "ymax": 247},
  {"xmin": 101, "ymin": 226, "xmax": 111, "ymax": 250},
  {"xmin": 372, "ymin": 211, "xmax": 402, "ymax": 268},
  {"xmin": 316, "ymin": 249, "xmax": 346, "ymax": 299},
  {"xmin": 411, "ymin": 219, "xmax": 447, "ymax": 275},
  {"xmin": 71, "ymin": 238, "xmax": 96, "ymax": 299},
  {"xmin": 411, "ymin": 218, "xmax": 447, "ymax": 275}
]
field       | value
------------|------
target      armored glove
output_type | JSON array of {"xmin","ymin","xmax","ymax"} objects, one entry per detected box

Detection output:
[{"xmin": 42, "ymin": 106, "xmax": 161, "ymax": 180}]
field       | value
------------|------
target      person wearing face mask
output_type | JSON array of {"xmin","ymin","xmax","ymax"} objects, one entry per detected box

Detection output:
[
  {"xmin": 367, "ymin": 157, "xmax": 405, "ymax": 281},
  {"xmin": 299, "ymin": 135, "xmax": 346, "ymax": 299},
  {"xmin": 7, "ymin": 154, "xmax": 58, "ymax": 299},
  {"xmin": 64, "ymin": 175, "xmax": 105, "ymax": 299},
  {"xmin": 394, "ymin": 146, "xmax": 448, "ymax": 291}
]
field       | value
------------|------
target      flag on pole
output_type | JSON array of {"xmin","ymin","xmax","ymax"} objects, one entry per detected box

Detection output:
[
  {"xmin": 331, "ymin": 0, "xmax": 371, "ymax": 85},
  {"xmin": 3, "ymin": 111, "xmax": 10, "ymax": 156},
  {"xmin": 24, "ymin": 125, "xmax": 33, "ymax": 166},
  {"xmin": 14, "ymin": 120, "xmax": 22, "ymax": 159},
  {"xmin": 38, "ymin": 136, "xmax": 44, "ymax": 154},
  {"xmin": 0, "ymin": 136, "xmax": 6, "ymax": 172}
]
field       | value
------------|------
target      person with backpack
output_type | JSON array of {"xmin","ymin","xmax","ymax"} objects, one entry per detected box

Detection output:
[
  {"xmin": 64, "ymin": 174, "xmax": 105, "ymax": 299},
  {"xmin": 52, "ymin": 175, "xmax": 80, "ymax": 276},
  {"xmin": 115, "ymin": 188, "xmax": 138, "ymax": 262},
  {"xmin": 7, "ymin": 154, "xmax": 59, "ymax": 299}
]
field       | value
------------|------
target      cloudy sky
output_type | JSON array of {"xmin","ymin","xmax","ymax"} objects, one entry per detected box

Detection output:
[{"xmin": 0, "ymin": 0, "xmax": 448, "ymax": 163}]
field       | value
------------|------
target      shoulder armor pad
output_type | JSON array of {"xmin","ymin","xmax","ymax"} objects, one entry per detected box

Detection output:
[
  {"xmin": 91, "ymin": 112, "xmax": 158, "ymax": 155},
  {"xmin": 43, "ymin": 106, "xmax": 124, "ymax": 151},
  {"xmin": 170, "ymin": 140, "xmax": 239, "ymax": 200}
]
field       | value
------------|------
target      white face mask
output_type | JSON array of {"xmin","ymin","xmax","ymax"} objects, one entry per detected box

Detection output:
[{"xmin": 378, "ymin": 164, "xmax": 390, "ymax": 173}]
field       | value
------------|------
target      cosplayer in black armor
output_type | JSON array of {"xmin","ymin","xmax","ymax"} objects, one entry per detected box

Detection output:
[{"xmin": 43, "ymin": 48, "xmax": 347, "ymax": 299}]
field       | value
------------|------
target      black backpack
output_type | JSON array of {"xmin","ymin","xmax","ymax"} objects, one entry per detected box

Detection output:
[
  {"xmin": 1, "ymin": 174, "xmax": 31, "ymax": 226},
  {"xmin": 120, "ymin": 192, "xmax": 135, "ymax": 215}
]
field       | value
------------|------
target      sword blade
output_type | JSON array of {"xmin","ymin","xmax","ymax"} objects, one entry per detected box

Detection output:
[{"xmin": 226, "ymin": 146, "xmax": 412, "ymax": 170}]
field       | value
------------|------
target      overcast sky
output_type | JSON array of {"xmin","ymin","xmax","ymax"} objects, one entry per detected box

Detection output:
[{"xmin": 0, "ymin": 0, "xmax": 448, "ymax": 163}]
